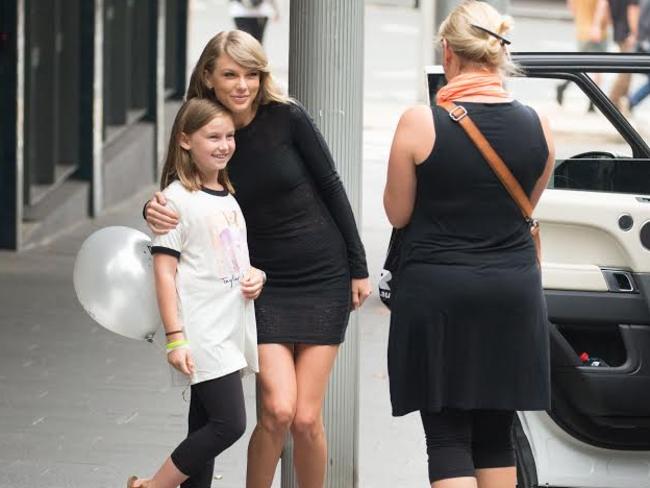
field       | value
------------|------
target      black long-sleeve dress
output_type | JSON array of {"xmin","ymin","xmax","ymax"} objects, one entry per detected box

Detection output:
[{"xmin": 228, "ymin": 101, "xmax": 368, "ymax": 344}]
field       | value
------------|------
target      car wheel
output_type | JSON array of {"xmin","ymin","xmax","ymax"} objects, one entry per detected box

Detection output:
[{"xmin": 514, "ymin": 415, "xmax": 538, "ymax": 488}]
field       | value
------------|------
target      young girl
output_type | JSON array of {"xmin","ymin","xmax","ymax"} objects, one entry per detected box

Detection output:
[
  {"xmin": 144, "ymin": 31, "xmax": 371, "ymax": 488},
  {"xmin": 128, "ymin": 98, "xmax": 264, "ymax": 488}
]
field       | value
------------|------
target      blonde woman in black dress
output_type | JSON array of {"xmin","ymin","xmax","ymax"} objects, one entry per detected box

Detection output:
[
  {"xmin": 145, "ymin": 30, "xmax": 370, "ymax": 488},
  {"xmin": 384, "ymin": 2, "xmax": 555, "ymax": 487}
]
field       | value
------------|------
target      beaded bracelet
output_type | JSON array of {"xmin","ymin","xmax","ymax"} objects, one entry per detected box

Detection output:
[{"xmin": 165, "ymin": 329, "xmax": 184, "ymax": 337}]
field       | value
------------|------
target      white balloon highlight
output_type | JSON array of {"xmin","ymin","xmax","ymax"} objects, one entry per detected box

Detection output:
[{"xmin": 73, "ymin": 226, "xmax": 160, "ymax": 341}]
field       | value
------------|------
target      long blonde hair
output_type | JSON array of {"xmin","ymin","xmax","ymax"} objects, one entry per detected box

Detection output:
[
  {"xmin": 438, "ymin": 0, "xmax": 519, "ymax": 75},
  {"xmin": 187, "ymin": 30, "xmax": 288, "ymax": 108},
  {"xmin": 160, "ymin": 98, "xmax": 236, "ymax": 193}
]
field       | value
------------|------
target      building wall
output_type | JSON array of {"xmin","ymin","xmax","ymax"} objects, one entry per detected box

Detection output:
[{"xmin": 0, "ymin": 0, "xmax": 188, "ymax": 250}]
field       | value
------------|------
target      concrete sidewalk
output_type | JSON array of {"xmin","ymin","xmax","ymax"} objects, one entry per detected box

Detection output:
[{"xmin": 0, "ymin": 1, "xmax": 576, "ymax": 487}]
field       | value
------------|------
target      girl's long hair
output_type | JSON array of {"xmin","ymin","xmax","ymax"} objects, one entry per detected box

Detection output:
[
  {"xmin": 186, "ymin": 30, "xmax": 288, "ymax": 108},
  {"xmin": 160, "ymin": 98, "xmax": 235, "ymax": 194}
]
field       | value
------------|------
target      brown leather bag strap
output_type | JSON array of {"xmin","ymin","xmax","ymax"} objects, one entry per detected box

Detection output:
[{"xmin": 438, "ymin": 101, "xmax": 535, "ymax": 224}]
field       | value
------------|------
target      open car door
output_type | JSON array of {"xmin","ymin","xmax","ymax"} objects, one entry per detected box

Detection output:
[{"xmin": 511, "ymin": 53, "xmax": 650, "ymax": 488}]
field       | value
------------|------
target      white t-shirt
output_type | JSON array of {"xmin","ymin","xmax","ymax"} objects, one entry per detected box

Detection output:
[
  {"xmin": 152, "ymin": 181, "xmax": 258, "ymax": 385},
  {"xmin": 229, "ymin": 0, "xmax": 275, "ymax": 18}
]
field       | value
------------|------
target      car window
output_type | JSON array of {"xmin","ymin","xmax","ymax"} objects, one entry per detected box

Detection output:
[
  {"xmin": 507, "ymin": 75, "xmax": 650, "ymax": 195},
  {"xmin": 506, "ymin": 76, "xmax": 633, "ymax": 160}
]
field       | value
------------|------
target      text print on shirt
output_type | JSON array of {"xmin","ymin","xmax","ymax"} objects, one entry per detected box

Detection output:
[{"xmin": 208, "ymin": 209, "xmax": 250, "ymax": 285}]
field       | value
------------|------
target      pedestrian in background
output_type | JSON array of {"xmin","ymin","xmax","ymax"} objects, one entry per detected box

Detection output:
[
  {"xmin": 384, "ymin": 1, "xmax": 554, "ymax": 487},
  {"xmin": 556, "ymin": 0, "xmax": 609, "ymax": 112},
  {"xmin": 229, "ymin": 0, "xmax": 279, "ymax": 44},
  {"xmin": 144, "ymin": 30, "xmax": 371, "ymax": 488},
  {"xmin": 595, "ymin": 0, "xmax": 640, "ymax": 110},
  {"xmin": 629, "ymin": 0, "xmax": 650, "ymax": 111},
  {"xmin": 129, "ymin": 98, "xmax": 263, "ymax": 488}
]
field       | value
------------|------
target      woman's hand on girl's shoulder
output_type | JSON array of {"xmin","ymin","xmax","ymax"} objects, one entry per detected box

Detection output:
[
  {"xmin": 167, "ymin": 347, "xmax": 195, "ymax": 376},
  {"xmin": 351, "ymin": 277, "xmax": 372, "ymax": 310},
  {"xmin": 240, "ymin": 267, "xmax": 266, "ymax": 300},
  {"xmin": 145, "ymin": 191, "xmax": 179, "ymax": 235}
]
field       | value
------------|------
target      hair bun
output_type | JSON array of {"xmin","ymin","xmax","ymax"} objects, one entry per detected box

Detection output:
[
  {"xmin": 497, "ymin": 16, "xmax": 513, "ymax": 37},
  {"xmin": 437, "ymin": 0, "xmax": 519, "ymax": 75}
]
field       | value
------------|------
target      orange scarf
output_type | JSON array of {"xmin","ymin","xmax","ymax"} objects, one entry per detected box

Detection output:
[{"xmin": 435, "ymin": 72, "xmax": 511, "ymax": 104}]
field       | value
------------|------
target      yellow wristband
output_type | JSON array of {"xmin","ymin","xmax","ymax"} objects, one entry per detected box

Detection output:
[{"xmin": 166, "ymin": 339, "xmax": 189, "ymax": 351}]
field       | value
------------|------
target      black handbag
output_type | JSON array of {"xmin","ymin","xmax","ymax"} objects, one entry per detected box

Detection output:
[{"xmin": 378, "ymin": 227, "xmax": 404, "ymax": 309}]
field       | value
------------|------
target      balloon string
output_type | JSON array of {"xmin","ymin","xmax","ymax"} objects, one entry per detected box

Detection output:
[{"xmin": 148, "ymin": 332, "xmax": 192, "ymax": 403}]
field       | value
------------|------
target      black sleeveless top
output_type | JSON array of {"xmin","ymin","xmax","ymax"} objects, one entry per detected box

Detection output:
[{"xmin": 402, "ymin": 101, "xmax": 548, "ymax": 269}]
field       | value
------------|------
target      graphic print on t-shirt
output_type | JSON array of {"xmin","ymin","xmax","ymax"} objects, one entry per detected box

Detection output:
[{"xmin": 208, "ymin": 209, "xmax": 249, "ymax": 282}]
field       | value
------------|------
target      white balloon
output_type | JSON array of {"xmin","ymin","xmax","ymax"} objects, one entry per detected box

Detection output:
[{"xmin": 73, "ymin": 226, "xmax": 160, "ymax": 341}]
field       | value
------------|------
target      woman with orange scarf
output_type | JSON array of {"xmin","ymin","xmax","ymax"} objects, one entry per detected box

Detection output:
[{"xmin": 383, "ymin": 2, "xmax": 555, "ymax": 487}]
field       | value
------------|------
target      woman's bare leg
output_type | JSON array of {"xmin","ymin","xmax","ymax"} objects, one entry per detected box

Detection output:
[
  {"xmin": 431, "ymin": 476, "xmax": 477, "ymax": 488},
  {"xmin": 432, "ymin": 477, "xmax": 477, "ymax": 488},
  {"xmin": 291, "ymin": 344, "xmax": 340, "ymax": 488},
  {"xmin": 246, "ymin": 344, "xmax": 297, "ymax": 488},
  {"xmin": 475, "ymin": 467, "xmax": 516, "ymax": 488}
]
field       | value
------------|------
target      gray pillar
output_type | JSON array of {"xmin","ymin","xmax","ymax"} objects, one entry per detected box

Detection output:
[
  {"xmin": 0, "ymin": 0, "xmax": 25, "ymax": 249},
  {"xmin": 92, "ymin": 0, "xmax": 104, "ymax": 215},
  {"xmin": 80, "ymin": 0, "xmax": 104, "ymax": 216},
  {"xmin": 285, "ymin": 1, "xmax": 364, "ymax": 487},
  {"xmin": 152, "ymin": 0, "xmax": 166, "ymax": 177}
]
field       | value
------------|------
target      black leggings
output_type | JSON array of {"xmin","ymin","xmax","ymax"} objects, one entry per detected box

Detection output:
[
  {"xmin": 171, "ymin": 371, "xmax": 246, "ymax": 488},
  {"xmin": 420, "ymin": 409, "xmax": 515, "ymax": 483}
]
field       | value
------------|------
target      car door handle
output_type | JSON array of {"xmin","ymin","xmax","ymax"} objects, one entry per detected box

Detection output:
[{"xmin": 601, "ymin": 268, "xmax": 637, "ymax": 293}]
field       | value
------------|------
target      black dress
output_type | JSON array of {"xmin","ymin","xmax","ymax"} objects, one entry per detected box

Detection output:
[
  {"xmin": 228, "ymin": 101, "xmax": 368, "ymax": 344},
  {"xmin": 388, "ymin": 101, "xmax": 551, "ymax": 416}
]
